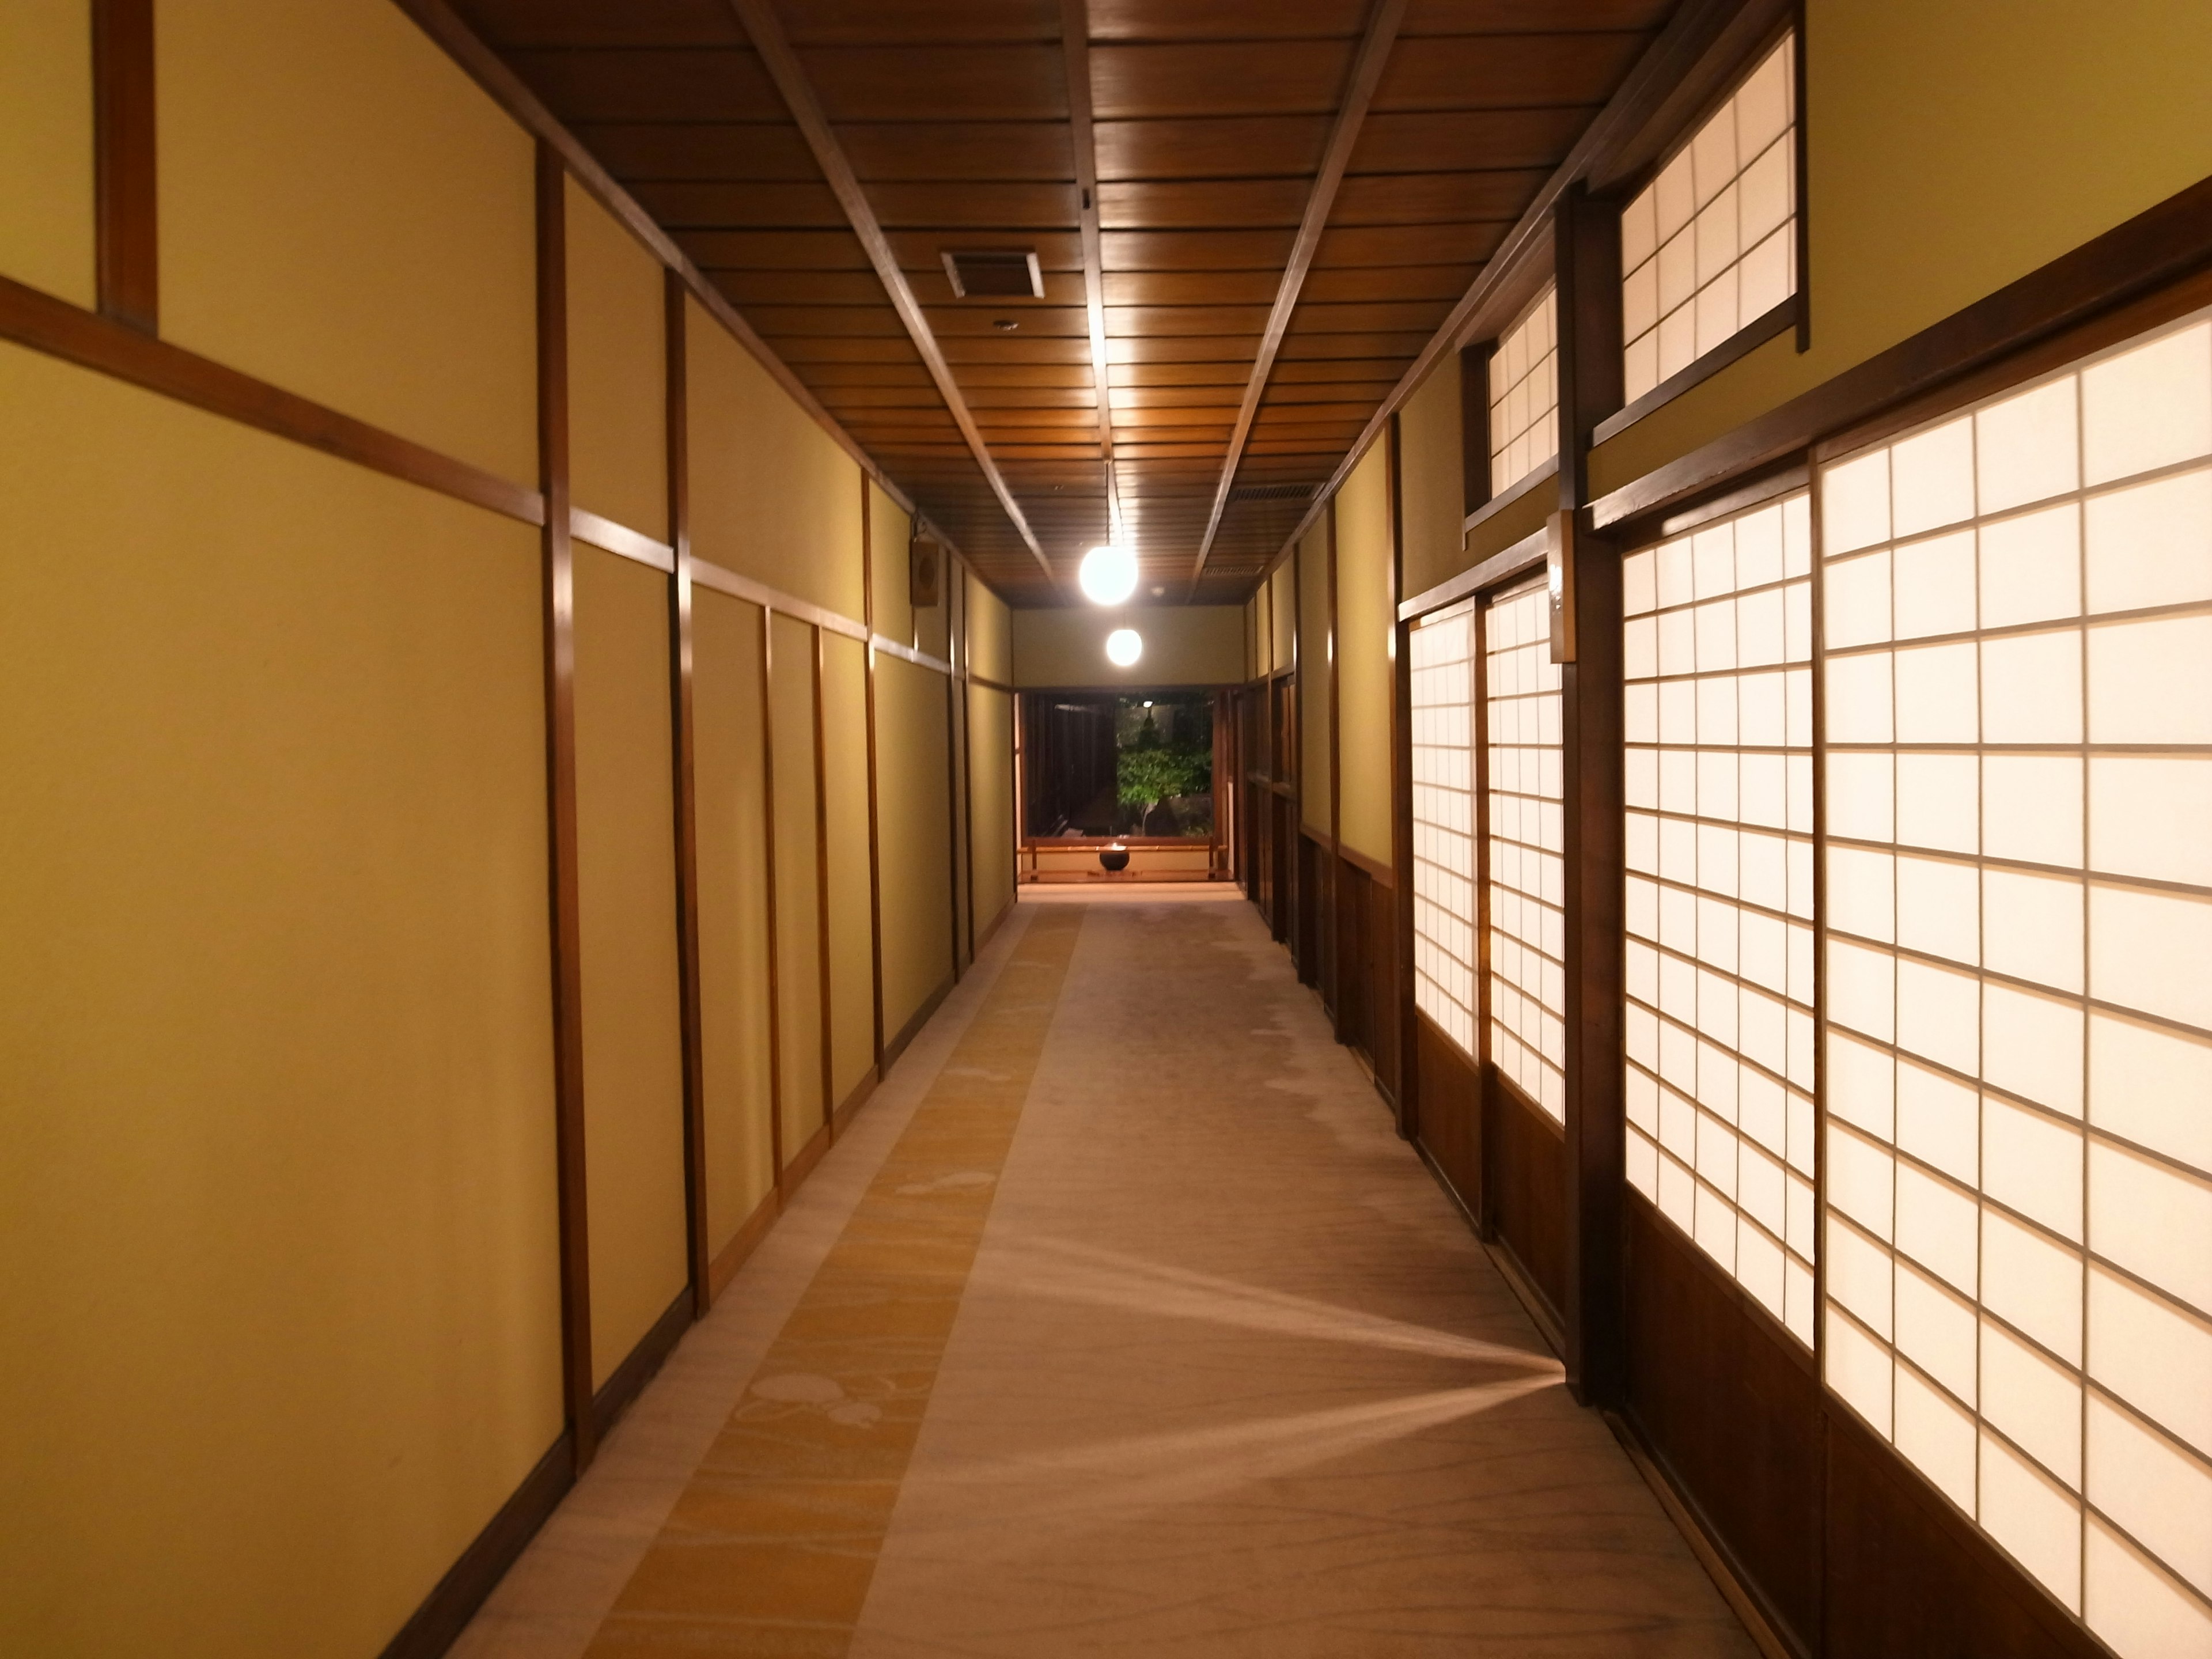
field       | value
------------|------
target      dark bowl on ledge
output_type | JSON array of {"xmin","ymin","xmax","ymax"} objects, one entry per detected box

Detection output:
[{"xmin": 1098, "ymin": 844, "xmax": 1131, "ymax": 873}]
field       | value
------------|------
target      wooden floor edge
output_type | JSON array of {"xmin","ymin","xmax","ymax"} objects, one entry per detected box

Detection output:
[
  {"xmin": 781, "ymin": 1118, "xmax": 833, "ymax": 1196},
  {"xmin": 374, "ymin": 1431, "xmax": 573, "ymax": 1659},
  {"xmin": 706, "ymin": 1186, "xmax": 781, "ymax": 1302},
  {"xmin": 881, "ymin": 971, "xmax": 956, "ymax": 1076},
  {"xmin": 590, "ymin": 1288, "xmax": 692, "ymax": 1441},
  {"xmin": 1600, "ymin": 1410, "xmax": 1805, "ymax": 1659},
  {"xmin": 832, "ymin": 1066, "xmax": 880, "ymax": 1137}
]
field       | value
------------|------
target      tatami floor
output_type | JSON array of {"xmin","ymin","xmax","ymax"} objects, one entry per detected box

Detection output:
[{"xmin": 455, "ymin": 892, "xmax": 1756, "ymax": 1658}]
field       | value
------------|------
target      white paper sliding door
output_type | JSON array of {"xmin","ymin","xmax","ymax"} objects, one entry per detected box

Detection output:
[
  {"xmin": 1484, "ymin": 579, "xmax": 1566, "ymax": 1122},
  {"xmin": 1622, "ymin": 491, "xmax": 1819, "ymax": 1342},
  {"xmin": 1819, "ymin": 308, "xmax": 2212, "ymax": 1650},
  {"xmin": 1411, "ymin": 603, "xmax": 1477, "ymax": 1055}
]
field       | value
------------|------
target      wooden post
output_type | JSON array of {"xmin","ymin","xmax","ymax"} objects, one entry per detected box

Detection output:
[{"xmin": 1555, "ymin": 180, "xmax": 1627, "ymax": 1408}]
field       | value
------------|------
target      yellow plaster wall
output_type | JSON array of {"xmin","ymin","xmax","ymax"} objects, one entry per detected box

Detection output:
[
  {"xmin": 1269, "ymin": 559, "xmax": 1297, "ymax": 670},
  {"xmin": 0, "ymin": 0, "xmax": 94, "ymax": 308},
  {"xmin": 1334, "ymin": 442, "xmax": 1396, "ymax": 866},
  {"xmin": 571, "ymin": 546, "xmax": 688, "ymax": 1387},
  {"xmin": 869, "ymin": 481, "xmax": 915, "ymax": 644},
  {"xmin": 1593, "ymin": 0, "xmax": 2212, "ymax": 497},
  {"xmin": 770, "ymin": 613, "xmax": 826, "ymax": 1154},
  {"xmin": 1245, "ymin": 594, "xmax": 1262, "ymax": 678},
  {"xmin": 1010, "ymin": 606, "xmax": 1246, "ymax": 688},
  {"xmin": 687, "ymin": 297, "xmax": 864, "ymax": 622},
  {"xmin": 876, "ymin": 654, "xmax": 953, "ymax": 1043},
  {"xmin": 0, "ymin": 342, "xmax": 561, "ymax": 1658},
  {"xmin": 156, "ymin": 0, "xmax": 537, "ymax": 485},
  {"xmin": 566, "ymin": 177, "xmax": 667, "ymax": 543},
  {"xmin": 820, "ymin": 632, "xmax": 876, "ymax": 1107},
  {"xmin": 1397, "ymin": 354, "xmax": 1468, "ymax": 603},
  {"xmin": 967, "ymin": 569, "xmax": 1012, "ymax": 684},
  {"xmin": 1298, "ymin": 523, "xmax": 1334, "ymax": 834},
  {"xmin": 691, "ymin": 590, "xmax": 777, "ymax": 1251},
  {"xmin": 967, "ymin": 683, "xmax": 1016, "ymax": 941},
  {"xmin": 1464, "ymin": 476, "xmax": 1556, "ymax": 566}
]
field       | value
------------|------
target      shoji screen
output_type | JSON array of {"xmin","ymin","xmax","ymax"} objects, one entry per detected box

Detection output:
[
  {"xmin": 1484, "ymin": 579, "xmax": 1566, "ymax": 1122},
  {"xmin": 1488, "ymin": 286, "xmax": 1558, "ymax": 498},
  {"xmin": 1619, "ymin": 35, "xmax": 1797, "ymax": 406},
  {"xmin": 1819, "ymin": 309, "xmax": 2212, "ymax": 1650},
  {"xmin": 1410, "ymin": 602, "xmax": 1477, "ymax": 1055},
  {"xmin": 1623, "ymin": 492, "xmax": 1817, "ymax": 1343}
]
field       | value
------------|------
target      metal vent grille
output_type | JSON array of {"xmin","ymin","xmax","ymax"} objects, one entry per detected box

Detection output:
[
  {"xmin": 941, "ymin": 249, "xmax": 1043, "ymax": 298},
  {"xmin": 1227, "ymin": 481, "xmax": 1319, "ymax": 503}
]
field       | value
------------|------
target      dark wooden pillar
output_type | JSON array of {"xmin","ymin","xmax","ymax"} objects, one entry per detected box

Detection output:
[{"xmin": 1555, "ymin": 180, "xmax": 1627, "ymax": 1408}]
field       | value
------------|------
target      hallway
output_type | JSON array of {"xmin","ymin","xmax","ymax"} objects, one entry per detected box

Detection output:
[{"xmin": 458, "ymin": 894, "xmax": 1752, "ymax": 1658}]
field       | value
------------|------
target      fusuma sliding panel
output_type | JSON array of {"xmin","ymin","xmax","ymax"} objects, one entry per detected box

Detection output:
[
  {"xmin": 1623, "ymin": 492, "xmax": 1817, "ymax": 1343},
  {"xmin": 1484, "ymin": 580, "xmax": 1566, "ymax": 1122},
  {"xmin": 1820, "ymin": 309, "xmax": 2212, "ymax": 1653},
  {"xmin": 1411, "ymin": 602, "xmax": 1476, "ymax": 1055}
]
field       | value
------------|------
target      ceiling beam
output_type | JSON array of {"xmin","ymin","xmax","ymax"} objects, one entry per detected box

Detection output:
[
  {"xmin": 1059, "ymin": 0, "xmax": 1122, "ymax": 552},
  {"xmin": 1184, "ymin": 0, "xmax": 1408, "ymax": 597},
  {"xmin": 725, "ymin": 0, "xmax": 1059, "ymax": 593}
]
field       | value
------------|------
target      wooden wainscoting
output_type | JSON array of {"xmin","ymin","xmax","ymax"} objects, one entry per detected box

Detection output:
[
  {"xmin": 1488, "ymin": 1074, "xmax": 1567, "ymax": 1338},
  {"xmin": 1619, "ymin": 1192, "xmax": 2105, "ymax": 1659},
  {"xmin": 1297, "ymin": 828, "xmax": 1329, "ymax": 995},
  {"xmin": 1622, "ymin": 1192, "xmax": 1821, "ymax": 1652},
  {"xmin": 1412, "ymin": 1012, "xmax": 1479, "ymax": 1218},
  {"xmin": 1332, "ymin": 851, "xmax": 1400, "ymax": 1105}
]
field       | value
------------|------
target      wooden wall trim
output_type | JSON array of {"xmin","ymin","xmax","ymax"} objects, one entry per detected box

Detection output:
[
  {"xmin": 861, "ymin": 481, "xmax": 887, "ymax": 1071},
  {"xmin": 573, "ymin": 507, "xmax": 673, "ymax": 573},
  {"xmin": 725, "ymin": 0, "xmax": 1055, "ymax": 590},
  {"xmin": 872, "ymin": 634, "xmax": 955, "ymax": 677},
  {"xmin": 759, "ymin": 605, "xmax": 787, "ymax": 1191},
  {"xmin": 1187, "ymin": 0, "xmax": 1408, "ymax": 592},
  {"xmin": 374, "ymin": 1431, "xmax": 573, "ymax": 1659},
  {"xmin": 1590, "ymin": 171, "xmax": 2212, "ymax": 530},
  {"xmin": 811, "ymin": 625, "xmax": 836, "ymax": 1145},
  {"xmin": 1326, "ymin": 487, "xmax": 1344, "ymax": 1040},
  {"xmin": 664, "ymin": 273, "xmax": 711, "ymax": 1319},
  {"xmin": 589, "ymin": 1287, "xmax": 691, "ymax": 1441},
  {"xmin": 831, "ymin": 1066, "xmax": 878, "ymax": 1138},
  {"xmin": 691, "ymin": 558, "xmax": 862, "ymax": 642},
  {"xmin": 1459, "ymin": 340, "xmax": 1494, "ymax": 518},
  {"xmin": 782, "ymin": 1119, "xmax": 832, "ymax": 1196},
  {"xmin": 92, "ymin": 0, "xmax": 157, "ymax": 333},
  {"xmin": 1399, "ymin": 524, "xmax": 1548, "ymax": 622},
  {"xmin": 1387, "ymin": 415, "xmax": 1416, "ymax": 1136},
  {"xmin": 387, "ymin": 0, "xmax": 922, "ymax": 524},
  {"xmin": 534, "ymin": 142, "xmax": 596, "ymax": 1474},
  {"xmin": 0, "ymin": 273, "xmax": 546, "ymax": 525}
]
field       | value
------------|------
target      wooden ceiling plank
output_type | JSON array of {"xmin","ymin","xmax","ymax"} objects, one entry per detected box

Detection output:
[
  {"xmin": 1060, "ymin": 0, "xmax": 1121, "ymax": 543},
  {"xmin": 725, "ymin": 0, "xmax": 1058, "ymax": 590},
  {"xmin": 1187, "ymin": 0, "xmax": 1409, "ymax": 592}
]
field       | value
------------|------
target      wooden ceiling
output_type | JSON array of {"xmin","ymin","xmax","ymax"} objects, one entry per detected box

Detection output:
[{"xmin": 450, "ymin": 0, "xmax": 1678, "ymax": 605}]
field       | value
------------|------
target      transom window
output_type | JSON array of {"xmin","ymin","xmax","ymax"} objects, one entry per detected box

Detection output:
[
  {"xmin": 1620, "ymin": 35, "xmax": 1797, "ymax": 406},
  {"xmin": 1488, "ymin": 286, "xmax": 1559, "ymax": 498}
]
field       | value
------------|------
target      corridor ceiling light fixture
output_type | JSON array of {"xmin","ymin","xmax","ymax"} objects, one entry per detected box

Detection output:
[
  {"xmin": 1078, "ymin": 543, "xmax": 1138, "ymax": 605},
  {"xmin": 1105, "ymin": 628, "xmax": 1143, "ymax": 668}
]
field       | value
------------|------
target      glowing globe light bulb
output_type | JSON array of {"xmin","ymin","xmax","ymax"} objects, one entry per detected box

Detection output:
[
  {"xmin": 1078, "ymin": 543, "xmax": 1139, "ymax": 605},
  {"xmin": 1104, "ymin": 628, "xmax": 1143, "ymax": 668}
]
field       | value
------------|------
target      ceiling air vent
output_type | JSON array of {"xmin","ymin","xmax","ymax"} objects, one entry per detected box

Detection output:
[
  {"xmin": 941, "ymin": 249, "xmax": 1043, "ymax": 299},
  {"xmin": 1228, "ymin": 482, "xmax": 1319, "ymax": 504}
]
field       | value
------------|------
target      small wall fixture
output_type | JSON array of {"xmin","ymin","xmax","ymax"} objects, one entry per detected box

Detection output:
[
  {"xmin": 1078, "ymin": 544, "xmax": 1138, "ymax": 605},
  {"xmin": 1105, "ymin": 628, "xmax": 1143, "ymax": 667}
]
